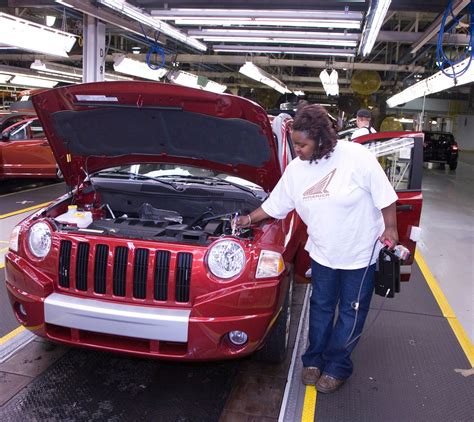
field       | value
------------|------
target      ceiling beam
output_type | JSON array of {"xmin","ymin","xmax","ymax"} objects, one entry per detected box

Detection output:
[
  {"xmin": 0, "ymin": 53, "xmax": 425, "ymax": 73},
  {"xmin": 410, "ymin": 0, "xmax": 471, "ymax": 54}
]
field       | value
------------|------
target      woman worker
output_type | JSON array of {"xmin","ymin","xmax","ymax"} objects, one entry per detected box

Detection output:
[{"xmin": 234, "ymin": 104, "xmax": 398, "ymax": 394}]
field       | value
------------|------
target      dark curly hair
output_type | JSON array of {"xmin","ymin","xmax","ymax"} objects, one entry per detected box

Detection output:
[{"xmin": 292, "ymin": 104, "xmax": 337, "ymax": 163}]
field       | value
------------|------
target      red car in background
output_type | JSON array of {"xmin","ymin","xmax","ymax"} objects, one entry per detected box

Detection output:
[
  {"xmin": 0, "ymin": 117, "xmax": 60, "ymax": 180},
  {"xmin": 5, "ymin": 82, "xmax": 423, "ymax": 362}
]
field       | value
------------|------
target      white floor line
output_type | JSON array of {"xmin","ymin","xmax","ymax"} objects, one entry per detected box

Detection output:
[{"xmin": 278, "ymin": 284, "xmax": 310, "ymax": 422}]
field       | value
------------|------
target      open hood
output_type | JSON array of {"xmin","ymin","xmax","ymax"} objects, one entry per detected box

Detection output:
[{"xmin": 32, "ymin": 82, "xmax": 281, "ymax": 191}]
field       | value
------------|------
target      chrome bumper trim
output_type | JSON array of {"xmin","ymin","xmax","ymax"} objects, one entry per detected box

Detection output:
[{"xmin": 44, "ymin": 293, "xmax": 190, "ymax": 342}]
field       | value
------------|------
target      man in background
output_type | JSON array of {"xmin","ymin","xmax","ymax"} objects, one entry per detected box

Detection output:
[{"xmin": 351, "ymin": 108, "xmax": 377, "ymax": 140}]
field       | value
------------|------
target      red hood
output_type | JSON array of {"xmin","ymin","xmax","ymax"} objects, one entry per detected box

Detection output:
[{"xmin": 32, "ymin": 82, "xmax": 281, "ymax": 191}]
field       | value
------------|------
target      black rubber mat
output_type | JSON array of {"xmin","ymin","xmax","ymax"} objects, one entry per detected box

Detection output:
[
  {"xmin": 315, "ymin": 264, "xmax": 474, "ymax": 422},
  {"xmin": 0, "ymin": 349, "xmax": 239, "ymax": 421},
  {"xmin": 0, "ymin": 270, "xmax": 19, "ymax": 336},
  {"xmin": 371, "ymin": 263, "xmax": 443, "ymax": 317},
  {"xmin": 0, "ymin": 183, "xmax": 66, "ymax": 215}
]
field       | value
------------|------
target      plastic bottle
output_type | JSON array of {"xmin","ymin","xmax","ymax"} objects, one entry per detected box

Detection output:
[{"xmin": 55, "ymin": 205, "xmax": 93, "ymax": 228}]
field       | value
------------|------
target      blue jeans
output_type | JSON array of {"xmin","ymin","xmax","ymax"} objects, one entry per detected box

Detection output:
[{"xmin": 302, "ymin": 260, "xmax": 376, "ymax": 380}]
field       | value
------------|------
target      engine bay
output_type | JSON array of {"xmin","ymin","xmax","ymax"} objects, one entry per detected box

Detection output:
[{"xmin": 52, "ymin": 176, "xmax": 266, "ymax": 245}]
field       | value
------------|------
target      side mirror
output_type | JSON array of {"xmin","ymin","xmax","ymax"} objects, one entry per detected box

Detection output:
[{"xmin": 1, "ymin": 131, "xmax": 10, "ymax": 141}]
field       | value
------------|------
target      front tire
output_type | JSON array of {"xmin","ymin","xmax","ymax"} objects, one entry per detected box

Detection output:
[{"xmin": 255, "ymin": 276, "xmax": 293, "ymax": 363}]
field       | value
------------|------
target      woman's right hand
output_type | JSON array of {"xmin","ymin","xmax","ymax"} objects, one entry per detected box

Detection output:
[{"xmin": 233, "ymin": 214, "xmax": 252, "ymax": 228}]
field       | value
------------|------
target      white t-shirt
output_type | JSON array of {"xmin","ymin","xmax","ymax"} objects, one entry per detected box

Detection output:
[
  {"xmin": 351, "ymin": 126, "xmax": 377, "ymax": 140},
  {"xmin": 261, "ymin": 141, "xmax": 398, "ymax": 269}
]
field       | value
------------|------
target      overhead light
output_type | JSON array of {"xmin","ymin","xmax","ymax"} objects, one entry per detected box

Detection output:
[
  {"xmin": 189, "ymin": 29, "xmax": 358, "ymax": 47},
  {"xmin": 198, "ymin": 37, "xmax": 357, "ymax": 47},
  {"xmin": 239, "ymin": 62, "xmax": 291, "ymax": 94},
  {"xmin": 319, "ymin": 69, "xmax": 339, "ymax": 96},
  {"xmin": 132, "ymin": 46, "xmax": 141, "ymax": 54},
  {"xmin": 293, "ymin": 90, "xmax": 305, "ymax": 96},
  {"xmin": 167, "ymin": 69, "xmax": 227, "ymax": 93},
  {"xmin": 45, "ymin": 15, "xmax": 57, "ymax": 27},
  {"xmin": 386, "ymin": 56, "xmax": 474, "ymax": 107},
  {"xmin": 31, "ymin": 59, "xmax": 132, "ymax": 82},
  {"xmin": 0, "ymin": 74, "xmax": 12, "ymax": 83},
  {"xmin": 394, "ymin": 117, "xmax": 414, "ymax": 123},
  {"xmin": 358, "ymin": 0, "xmax": 392, "ymax": 56},
  {"xmin": 10, "ymin": 76, "xmax": 58, "ymax": 88},
  {"xmin": 213, "ymin": 45, "xmax": 355, "ymax": 57},
  {"xmin": 151, "ymin": 8, "xmax": 363, "ymax": 29},
  {"xmin": 113, "ymin": 55, "xmax": 167, "ymax": 80},
  {"xmin": 0, "ymin": 12, "xmax": 76, "ymax": 57},
  {"xmin": 93, "ymin": 0, "xmax": 207, "ymax": 52}
]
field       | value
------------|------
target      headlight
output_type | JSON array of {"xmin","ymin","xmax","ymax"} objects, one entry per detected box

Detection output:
[
  {"xmin": 27, "ymin": 222, "xmax": 52, "ymax": 258},
  {"xmin": 256, "ymin": 250, "xmax": 285, "ymax": 279},
  {"xmin": 207, "ymin": 240, "xmax": 246, "ymax": 279},
  {"xmin": 9, "ymin": 226, "xmax": 21, "ymax": 252}
]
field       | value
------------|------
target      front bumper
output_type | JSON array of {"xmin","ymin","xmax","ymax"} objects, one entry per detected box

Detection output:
[{"xmin": 5, "ymin": 253, "xmax": 286, "ymax": 361}]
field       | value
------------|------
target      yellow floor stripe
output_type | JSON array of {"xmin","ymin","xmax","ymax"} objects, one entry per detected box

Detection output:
[
  {"xmin": 0, "ymin": 262, "xmax": 4, "ymax": 270},
  {"xmin": 415, "ymin": 250, "xmax": 474, "ymax": 367},
  {"xmin": 0, "ymin": 201, "xmax": 51, "ymax": 219},
  {"xmin": 301, "ymin": 386, "xmax": 317, "ymax": 422},
  {"xmin": 0, "ymin": 326, "xmax": 25, "ymax": 345}
]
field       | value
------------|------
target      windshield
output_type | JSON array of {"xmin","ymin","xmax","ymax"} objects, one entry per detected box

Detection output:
[{"xmin": 93, "ymin": 163, "xmax": 265, "ymax": 191}]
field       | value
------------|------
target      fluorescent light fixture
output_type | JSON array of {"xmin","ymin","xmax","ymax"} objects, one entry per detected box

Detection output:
[
  {"xmin": 189, "ymin": 29, "xmax": 358, "ymax": 47},
  {"xmin": 358, "ymin": 0, "xmax": 392, "ymax": 56},
  {"xmin": 10, "ymin": 75, "xmax": 58, "ymax": 88},
  {"xmin": 213, "ymin": 45, "xmax": 356, "ymax": 57},
  {"xmin": 31, "ymin": 59, "xmax": 132, "ymax": 82},
  {"xmin": 0, "ymin": 74, "xmax": 12, "ymax": 83},
  {"xmin": 319, "ymin": 69, "xmax": 339, "ymax": 96},
  {"xmin": 394, "ymin": 118, "xmax": 414, "ymax": 123},
  {"xmin": 199, "ymin": 37, "xmax": 356, "ymax": 47},
  {"xmin": 239, "ymin": 62, "xmax": 291, "ymax": 94},
  {"xmin": 151, "ymin": 8, "xmax": 363, "ymax": 29},
  {"xmin": 46, "ymin": 15, "xmax": 57, "ymax": 27},
  {"xmin": 387, "ymin": 56, "xmax": 474, "ymax": 107},
  {"xmin": 167, "ymin": 70, "xmax": 227, "ymax": 93},
  {"xmin": 0, "ymin": 12, "xmax": 76, "ymax": 57},
  {"xmin": 93, "ymin": 0, "xmax": 207, "ymax": 51},
  {"xmin": 113, "ymin": 55, "xmax": 167, "ymax": 80},
  {"xmin": 294, "ymin": 90, "xmax": 305, "ymax": 96}
]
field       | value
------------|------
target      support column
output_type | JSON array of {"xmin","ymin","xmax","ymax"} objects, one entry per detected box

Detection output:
[{"xmin": 83, "ymin": 15, "xmax": 106, "ymax": 83}]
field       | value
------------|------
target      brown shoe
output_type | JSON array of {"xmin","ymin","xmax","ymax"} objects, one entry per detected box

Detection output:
[
  {"xmin": 315, "ymin": 374, "xmax": 345, "ymax": 393},
  {"xmin": 302, "ymin": 367, "xmax": 321, "ymax": 385}
]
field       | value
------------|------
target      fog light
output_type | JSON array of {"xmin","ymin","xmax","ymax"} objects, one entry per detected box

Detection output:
[{"xmin": 228, "ymin": 330, "xmax": 248, "ymax": 346}]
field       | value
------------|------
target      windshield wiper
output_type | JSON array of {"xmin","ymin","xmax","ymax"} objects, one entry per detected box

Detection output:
[
  {"xmin": 159, "ymin": 175, "xmax": 261, "ymax": 198},
  {"xmin": 93, "ymin": 170, "xmax": 181, "ymax": 190}
]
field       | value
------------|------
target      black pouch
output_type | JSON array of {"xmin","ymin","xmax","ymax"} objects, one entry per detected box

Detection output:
[{"xmin": 374, "ymin": 248, "xmax": 400, "ymax": 298}]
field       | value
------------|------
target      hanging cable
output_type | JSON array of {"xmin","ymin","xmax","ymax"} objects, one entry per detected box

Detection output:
[
  {"xmin": 138, "ymin": 22, "xmax": 166, "ymax": 72},
  {"xmin": 436, "ymin": 0, "xmax": 474, "ymax": 80}
]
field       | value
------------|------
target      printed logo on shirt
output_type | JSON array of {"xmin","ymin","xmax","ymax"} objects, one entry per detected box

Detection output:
[{"xmin": 302, "ymin": 169, "xmax": 336, "ymax": 200}]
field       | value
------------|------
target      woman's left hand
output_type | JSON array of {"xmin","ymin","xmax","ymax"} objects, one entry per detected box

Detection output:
[{"xmin": 379, "ymin": 227, "xmax": 399, "ymax": 249}]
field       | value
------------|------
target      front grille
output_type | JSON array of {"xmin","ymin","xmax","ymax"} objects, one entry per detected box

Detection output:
[{"xmin": 57, "ymin": 240, "xmax": 193, "ymax": 303}]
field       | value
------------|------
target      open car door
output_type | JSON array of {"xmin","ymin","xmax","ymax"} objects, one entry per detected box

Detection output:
[{"xmin": 354, "ymin": 131, "xmax": 424, "ymax": 282}]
